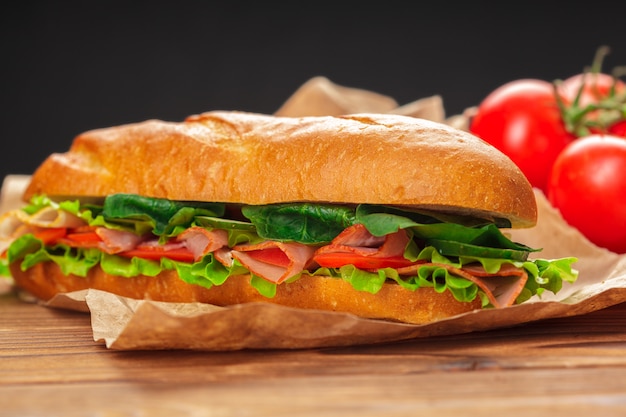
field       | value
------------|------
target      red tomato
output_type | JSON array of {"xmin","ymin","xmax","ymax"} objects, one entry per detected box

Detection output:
[
  {"xmin": 558, "ymin": 72, "xmax": 626, "ymax": 136},
  {"xmin": 609, "ymin": 120, "xmax": 626, "ymax": 137},
  {"xmin": 558, "ymin": 72, "xmax": 625, "ymax": 110},
  {"xmin": 470, "ymin": 79, "xmax": 576, "ymax": 193},
  {"xmin": 547, "ymin": 135, "xmax": 626, "ymax": 254}
]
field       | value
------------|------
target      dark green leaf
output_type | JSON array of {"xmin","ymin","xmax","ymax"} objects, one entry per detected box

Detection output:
[
  {"xmin": 241, "ymin": 203, "xmax": 357, "ymax": 244},
  {"xmin": 427, "ymin": 239, "xmax": 530, "ymax": 261},
  {"xmin": 102, "ymin": 194, "xmax": 225, "ymax": 236}
]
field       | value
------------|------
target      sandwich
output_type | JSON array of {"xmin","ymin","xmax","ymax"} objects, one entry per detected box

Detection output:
[{"xmin": 0, "ymin": 111, "xmax": 578, "ymax": 324}]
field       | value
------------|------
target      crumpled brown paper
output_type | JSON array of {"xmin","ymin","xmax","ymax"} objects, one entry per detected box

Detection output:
[{"xmin": 3, "ymin": 77, "xmax": 626, "ymax": 351}]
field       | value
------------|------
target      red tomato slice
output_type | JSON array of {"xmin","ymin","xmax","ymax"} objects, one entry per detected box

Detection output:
[
  {"xmin": 242, "ymin": 247, "xmax": 290, "ymax": 267},
  {"xmin": 65, "ymin": 230, "xmax": 102, "ymax": 244},
  {"xmin": 58, "ymin": 227, "xmax": 103, "ymax": 248},
  {"xmin": 34, "ymin": 228, "xmax": 67, "ymax": 245},
  {"xmin": 118, "ymin": 247, "xmax": 196, "ymax": 263},
  {"xmin": 314, "ymin": 252, "xmax": 416, "ymax": 269}
]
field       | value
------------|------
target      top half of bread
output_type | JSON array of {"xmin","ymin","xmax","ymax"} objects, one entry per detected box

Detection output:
[{"xmin": 23, "ymin": 111, "xmax": 537, "ymax": 228}]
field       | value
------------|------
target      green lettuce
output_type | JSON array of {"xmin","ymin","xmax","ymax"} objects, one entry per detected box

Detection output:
[
  {"xmin": 6, "ymin": 234, "xmax": 577, "ymax": 307},
  {"xmin": 6, "ymin": 194, "xmax": 579, "ymax": 307}
]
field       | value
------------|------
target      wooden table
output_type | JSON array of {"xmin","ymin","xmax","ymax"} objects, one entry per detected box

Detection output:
[{"xmin": 2, "ymin": 289, "xmax": 626, "ymax": 417}]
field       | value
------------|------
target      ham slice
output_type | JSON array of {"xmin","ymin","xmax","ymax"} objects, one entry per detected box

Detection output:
[
  {"xmin": 317, "ymin": 223, "xmax": 528, "ymax": 308},
  {"xmin": 176, "ymin": 227, "xmax": 229, "ymax": 261},
  {"xmin": 314, "ymin": 223, "xmax": 409, "ymax": 258},
  {"xmin": 230, "ymin": 241, "xmax": 316, "ymax": 284},
  {"xmin": 0, "ymin": 208, "xmax": 86, "ymax": 254},
  {"xmin": 95, "ymin": 227, "xmax": 145, "ymax": 254},
  {"xmin": 457, "ymin": 263, "xmax": 529, "ymax": 308},
  {"xmin": 0, "ymin": 213, "xmax": 38, "ymax": 254},
  {"xmin": 395, "ymin": 262, "xmax": 529, "ymax": 308},
  {"xmin": 13, "ymin": 206, "xmax": 85, "ymax": 229},
  {"xmin": 213, "ymin": 247, "xmax": 235, "ymax": 267},
  {"xmin": 1, "ymin": 203, "xmax": 529, "ymax": 308}
]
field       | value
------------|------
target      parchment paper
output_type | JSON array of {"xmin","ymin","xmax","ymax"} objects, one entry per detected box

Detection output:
[{"xmin": 3, "ymin": 77, "xmax": 626, "ymax": 351}]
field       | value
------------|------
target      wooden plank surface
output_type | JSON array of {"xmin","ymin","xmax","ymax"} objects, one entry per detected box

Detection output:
[{"xmin": 2, "ymin": 290, "xmax": 626, "ymax": 416}]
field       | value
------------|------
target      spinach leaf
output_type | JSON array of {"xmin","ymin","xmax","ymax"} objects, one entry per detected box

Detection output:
[
  {"xmin": 242, "ymin": 203, "xmax": 357, "ymax": 244},
  {"xmin": 102, "ymin": 194, "xmax": 225, "ymax": 236},
  {"xmin": 356, "ymin": 204, "xmax": 538, "ymax": 258}
]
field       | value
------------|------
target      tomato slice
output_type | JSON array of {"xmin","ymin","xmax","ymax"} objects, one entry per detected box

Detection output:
[
  {"xmin": 241, "ymin": 247, "xmax": 290, "ymax": 267},
  {"xmin": 314, "ymin": 252, "xmax": 416, "ymax": 269},
  {"xmin": 65, "ymin": 230, "xmax": 102, "ymax": 244},
  {"xmin": 118, "ymin": 246, "xmax": 196, "ymax": 263},
  {"xmin": 34, "ymin": 228, "xmax": 68, "ymax": 245}
]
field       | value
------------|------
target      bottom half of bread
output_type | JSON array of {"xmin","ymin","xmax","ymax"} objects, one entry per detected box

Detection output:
[{"xmin": 10, "ymin": 262, "xmax": 482, "ymax": 325}]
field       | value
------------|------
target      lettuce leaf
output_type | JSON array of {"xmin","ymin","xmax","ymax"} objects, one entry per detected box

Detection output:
[
  {"xmin": 242, "ymin": 203, "xmax": 356, "ymax": 244},
  {"xmin": 0, "ymin": 257, "xmax": 11, "ymax": 277},
  {"xmin": 7, "ymin": 195, "xmax": 578, "ymax": 307},
  {"xmin": 7, "ymin": 233, "xmax": 578, "ymax": 307}
]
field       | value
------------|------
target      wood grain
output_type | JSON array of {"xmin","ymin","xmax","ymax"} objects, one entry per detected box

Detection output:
[{"xmin": 2, "ymin": 290, "xmax": 626, "ymax": 416}]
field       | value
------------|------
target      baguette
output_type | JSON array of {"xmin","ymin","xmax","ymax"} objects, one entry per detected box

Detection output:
[
  {"xmin": 10, "ymin": 262, "xmax": 481, "ymax": 324},
  {"xmin": 3, "ymin": 111, "xmax": 577, "ymax": 325},
  {"xmin": 23, "ymin": 111, "xmax": 537, "ymax": 227}
]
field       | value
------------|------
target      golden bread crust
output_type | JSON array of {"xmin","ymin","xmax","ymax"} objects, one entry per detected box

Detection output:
[
  {"xmin": 23, "ymin": 111, "xmax": 537, "ymax": 228},
  {"xmin": 10, "ymin": 262, "xmax": 481, "ymax": 325}
]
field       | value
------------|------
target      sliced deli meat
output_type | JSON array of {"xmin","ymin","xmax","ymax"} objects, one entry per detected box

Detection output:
[
  {"xmin": 231, "ymin": 241, "xmax": 317, "ymax": 284},
  {"xmin": 314, "ymin": 224, "xmax": 409, "ymax": 258},
  {"xmin": 176, "ymin": 227, "xmax": 229, "ymax": 261},
  {"xmin": 458, "ymin": 263, "xmax": 529, "ymax": 308}
]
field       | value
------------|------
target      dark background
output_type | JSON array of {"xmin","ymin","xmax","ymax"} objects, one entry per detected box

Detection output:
[{"xmin": 2, "ymin": 2, "xmax": 626, "ymax": 182}]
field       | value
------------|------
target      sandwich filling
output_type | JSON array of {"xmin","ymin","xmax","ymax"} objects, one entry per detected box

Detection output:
[{"xmin": 0, "ymin": 193, "xmax": 578, "ymax": 308}]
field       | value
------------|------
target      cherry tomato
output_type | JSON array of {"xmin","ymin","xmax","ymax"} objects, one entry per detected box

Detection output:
[
  {"xmin": 558, "ymin": 72, "xmax": 625, "ymax": 109},
  {"xmin": 470, "ymin": 79, "xmax": 576, "ymax": 193},
  {"xmin": 609, "ymin": 120, "xmax": 626, "ymax": 138},
  {"xmin": 557, "ymin": 71, "xmax": 626, "ymax": 136},
  {"xmin": 547, "ymin": 135, "xmax": 626, "ymax": 254}
]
